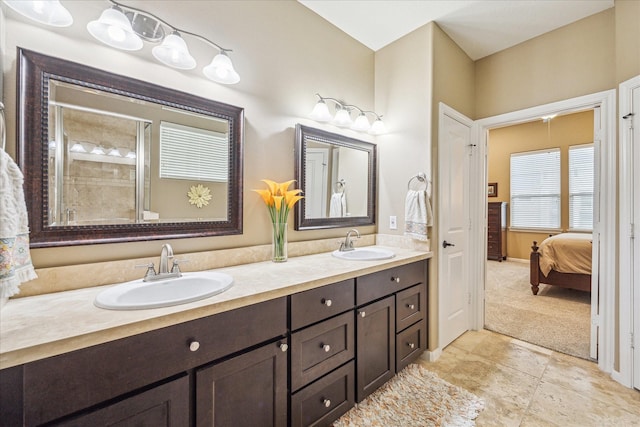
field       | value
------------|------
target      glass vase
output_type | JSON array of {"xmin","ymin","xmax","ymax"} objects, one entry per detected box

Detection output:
[{"xmin": 271, "ymin": 222, "xmax": 288, "ymax": 262}]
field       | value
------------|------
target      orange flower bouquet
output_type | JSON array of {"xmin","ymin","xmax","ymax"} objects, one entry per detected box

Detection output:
[{"xmin": 254, "ymin": 179, "xmax": 303, "ymax": 262}]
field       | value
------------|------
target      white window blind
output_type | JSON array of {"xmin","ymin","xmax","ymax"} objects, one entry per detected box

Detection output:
[
  {"xmin": 569, "ymin": 144, "xmax": 594, "ymax": 231},
  {"xmin": 510, "ymin": 148, "xmax": 560, "ymax": 229},
  {"xmin": 159, "ymin": 122, "xmax": 228, "ymax": 182}
]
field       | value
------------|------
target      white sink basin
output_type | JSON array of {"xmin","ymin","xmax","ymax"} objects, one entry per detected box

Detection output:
[
  {"xmin": 332, "ymin": 247, "xmax": 396, "ymax": 261},
  {"xmin": 94, "ymin": 271, "xmax": 234, "ymax": 310}
]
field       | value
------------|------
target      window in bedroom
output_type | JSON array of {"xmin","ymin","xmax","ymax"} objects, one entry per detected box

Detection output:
[
  {"xmin": 510, "ymin": 148, "xmax": 561, "ymax": 230},
  {"xmin": 568, "ymin": 143, "xmax": 594, "ymax": 231}
]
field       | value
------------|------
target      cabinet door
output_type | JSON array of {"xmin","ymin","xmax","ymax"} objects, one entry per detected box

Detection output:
[
  {"xmin": 52, "ymin": 375, "xmax": 189, "ymax": 427},
  {"xmin": 196, "ymin": 339, "xmax": 288, "ymax": 427},
  {"xmin": 356, "ymin": 296, "xmax": 395, "ymax": 402}
]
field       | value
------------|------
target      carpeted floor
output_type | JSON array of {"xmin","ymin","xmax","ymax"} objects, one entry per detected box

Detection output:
[
  {"xmin": 333, "ymin": 364, "xmax": 484, "ymax": 427},
  {"xmin": 484, "ymin": 260, "xmax": 592, "ymax": 360}
]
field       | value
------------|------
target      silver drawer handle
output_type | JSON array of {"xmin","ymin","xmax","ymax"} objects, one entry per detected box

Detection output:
[
  {"xmin": 322, "ymin": 298, "xmax": 333, "ymax": 307},
  {"xmin": 323, "ymin": 399, "xmax": 331, "ymax": 408},
  {"xmin": 408, "ymin": 342, "xmax": 415, "ymax": 349},
  {"xmin": 391, "ymin": 277, "xmax": 400, "ymax": 283},
  {"xmin": 279, "ymin": 343, "xmax": 288, "ymax": 352},
  {"xmin": 322, "ymin": 344, "xmax": 331, "ymax": 352},
  {"xmin": 359, "ymin": 311, "xmax": 366, "ymax": 318},
  {"xmin": 189, "ymin": 341, "xmax": 200, "ymax": 352},
  {"xmin": 407, "ymin": 304, "xmax": 415, "ymax": 310}
]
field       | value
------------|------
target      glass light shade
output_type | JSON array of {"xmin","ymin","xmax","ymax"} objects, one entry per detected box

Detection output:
[
  {"xmin": 309, "ymin": 100, "xmax": 332, "ymax": 122},
  {"xmin": 203, "ymin": 52, "xmax": 240, "ymax": 84},
  {"xmin": 332, "ymin": 108, "xmax": 352, "ymax": 128},
  {"xmin": 369, "ymin": 118, "xmax": 387, "ymax": 135},
  {"xmin": 108, "ymin": 148, "xmax": 122, "ymax": 157},
  {"xmin": 4, "ymin": 0, "xmax": 73, "ymax": 27},
  {"xmin": 91, "ymin": 145, "xmax": 106, "ymax": 155},
  {"xmin": 152, "ymin": 32, "xmax": 197, "ymax": 70},
  {"xmin": 48, "ymin": 140, "xmax": 57, "ymax": 150},
  {"xmin": 70, "ymin": 142, "xmax": 86, "ymax": 153},
  {"xmin": 351, "ymin": 113, "xmax": 371, "ymax": 132},
  {"xmin": 125, "ymin": 151, "xmax": 137, "ymax": 159},
  {"xmin": 87, "ymin": 7, "xmax": 143, "ymax": 51}
]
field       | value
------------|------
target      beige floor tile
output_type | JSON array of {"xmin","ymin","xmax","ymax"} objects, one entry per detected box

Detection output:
[
  {"xmin": 528, "ymin": 380, "xmax": 640, "ymax": 426},
  {"xmin": 473, "ymin": 395, "xmax": 526, "ymax": 427},
  {"xmin": 449, "ymin": 330, "xmax": 493, "ymax": 352},
  {"xmin": 473, "ymin": 335, "xmax": 550, "ymax": 378}
]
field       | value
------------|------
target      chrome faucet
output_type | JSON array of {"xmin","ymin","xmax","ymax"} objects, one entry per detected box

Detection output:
[
  {"xmin": 339, "ymin": 229, "xmax": 360, "ymax": 252},
  {"xmin": 137, "ymin": 243, "xmax": 184, "ymax": 282}
]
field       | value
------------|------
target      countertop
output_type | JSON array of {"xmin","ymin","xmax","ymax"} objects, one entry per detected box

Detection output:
[{"xmin": 0, "ymin": 245, "xmax": 432, "ymax": 369}]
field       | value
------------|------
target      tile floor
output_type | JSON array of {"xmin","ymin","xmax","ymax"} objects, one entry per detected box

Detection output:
[{"xmin": 418, "ymin": 329, "xmax": 640, "ymax": 426}]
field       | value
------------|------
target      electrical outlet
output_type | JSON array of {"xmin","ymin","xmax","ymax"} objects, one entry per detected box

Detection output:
[{"xmin": 389, "ymin": 215, "xmax": 397, "ymax": 230}]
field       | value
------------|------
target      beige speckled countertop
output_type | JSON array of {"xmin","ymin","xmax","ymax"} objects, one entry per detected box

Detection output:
[{"xmin": 0, "ymin": 245, "xmax": 432, "ymax": 369}]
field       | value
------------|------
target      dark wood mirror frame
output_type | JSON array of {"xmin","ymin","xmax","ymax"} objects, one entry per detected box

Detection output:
[
  {"xmin": 294, "ymin": 124, "xmax": 376, "ymax": 230},
  {"xmin": 17, "ymin": 48, "xmax": 244, "ymax": 247}
]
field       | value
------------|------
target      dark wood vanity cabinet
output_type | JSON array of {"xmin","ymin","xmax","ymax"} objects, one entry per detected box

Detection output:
[{"xmin": 0, "ymin": 297, "xmax": 288, "ymax": 427}]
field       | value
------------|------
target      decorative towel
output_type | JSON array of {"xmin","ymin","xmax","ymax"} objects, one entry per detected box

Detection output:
[
  {"xmin": 404, "ymin": 189, "xmax": 433, "ymax": 241},
  {"xmin": 329, "ymin": 192, "xmax": 346, "ymax": 217},
  {"xmin": 0, "ymin": 149, "xmax": 37, "ymax": 299}
]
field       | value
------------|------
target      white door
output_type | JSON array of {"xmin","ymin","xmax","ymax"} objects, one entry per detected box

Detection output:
[
  {"xmin": 304, "ymin": 148, "xmax": 328, "ymax": 218},
  {"xmin": 438, "ymin": 104, "xmax": 474, "ymax": 348},
  {"xmin": 632, "ymin": 84, "xmax": 640, "ymax": 389},
  {"xmin": 591, "ymin": 107, "xmax": 602, "ymax": 360}
]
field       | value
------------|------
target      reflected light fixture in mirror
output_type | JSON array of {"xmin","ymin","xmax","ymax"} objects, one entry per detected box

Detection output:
[
  {"xmin": 309, "ymin": 93, "xmax": 387, "ymax": 135},
  {"xmin": 3, "ymin": 0, "xmax": 73, "ymax": 27}
]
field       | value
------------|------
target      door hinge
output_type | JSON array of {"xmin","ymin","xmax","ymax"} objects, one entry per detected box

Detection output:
[
  {"xmin": 631, "ymin": 223, "xmax": 635, "ymax": 240},
  {"xmin": 631, "ymin": 332, "xmax": 635, "ymax": 350},
  {"xmin": 468, "ymin": 292, "xmax": 472, "ymax": 305}
]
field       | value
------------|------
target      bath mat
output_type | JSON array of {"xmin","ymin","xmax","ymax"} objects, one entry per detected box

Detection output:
[{"xmin": 333, "ymin": 363, "xmax": 484, "ymax": 427}]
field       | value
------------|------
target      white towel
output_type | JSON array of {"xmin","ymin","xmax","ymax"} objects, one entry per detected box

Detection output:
[
  {"xmin": 404, "ymin": 189, "xmax": 433, "ymax": 241},
  {"xmin": 329, "ymin": 192, "xmax": 346, "ymax": 217},
  {"xmin": 0, "ymin": 149, "xmax": 37, "ymax": 299}
]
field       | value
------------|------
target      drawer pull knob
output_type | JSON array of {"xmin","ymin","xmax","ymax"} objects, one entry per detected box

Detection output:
[
  {"xmin": 408, "ymin": 342, "xmax": 415, "ymax": 349},
  {"xmin": 322, "ymin": 298, "xmax": 333, "ymax": 307},
  {"xmin": 391, "ymin": 277, "xmax": 400, "ymax": 283},
  {"xmin": 279, "ymin": 343, "xmax": 288, "ymax": 352},
  {"xmin": 322, "ymin": 344, "xmax": 331, "ymax": 352},
  {"xmin": 323, "ymin": 399, "xmax": 331, "ymax": 408},
  {"xmin": 359, "ymin": 311, "xmax": 366, "ymax": 318},
  {"xmin": 407, "ymin": 304, "xmax": 415, "ymax": 310},
  {"xmin": 189, "ymin": 341, "xmax": 200, "ymax": 352}
]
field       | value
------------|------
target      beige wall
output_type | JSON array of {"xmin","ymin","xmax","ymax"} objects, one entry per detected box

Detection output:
[
  {"xmin": 615, "ymin": 0, "xmax": 640, "ymax": 83},
  {"xmin": 2, "ymin": 1, "xmax": 375, "ymax": 269},
  {"xmin": 488, "ymin": 111, "xmax": 595, "ymax": 259},
  {"xmin": 475, "ymin": 9, "xmax": 616, "ymax": 119}
]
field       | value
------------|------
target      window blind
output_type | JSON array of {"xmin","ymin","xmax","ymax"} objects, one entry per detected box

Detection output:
[
  {"xmin": 569, "ymin": 144, "xmax": 594, "ymax": 231},
  {"xmin": 510, "ymin": 148, "xmax": 560, "ymax": 229},
  {"xmin": 159, "ymin": 122, "xmax": 229, "ymax": 182}
]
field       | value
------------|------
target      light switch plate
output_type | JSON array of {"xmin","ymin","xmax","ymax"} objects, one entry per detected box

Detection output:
[{"xmin": 389, "ymin": 215, "xmax": 397, "ymax": 230}]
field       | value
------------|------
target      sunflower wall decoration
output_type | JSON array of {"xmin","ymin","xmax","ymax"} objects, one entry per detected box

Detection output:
[{"xmin": 187, "ymin": 184, "xmax": 212, "ymax": 208}]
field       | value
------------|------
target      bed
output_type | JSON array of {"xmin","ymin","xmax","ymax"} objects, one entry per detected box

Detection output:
[{"xmin": 530, "ymin": 233, "xmax": 592, "ymax": 295}]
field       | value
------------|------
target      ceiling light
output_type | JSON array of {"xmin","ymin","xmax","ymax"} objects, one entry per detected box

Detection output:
[
  {"xmin": 152, "ymin": 31, "xmax": 196, "ymax": 70},
  {"xmin": 4, "ymin": 0, "xmax": 73, "ymax": 27},
  {"xmin": 87, "ymin": 6, "xmax": 143, "ymax": 51},
  {"xmin": 203, "ymin": 51, "xmax": 240, "ymax": 84},
  {"xmin": 309, "ymin": 93, "xmax": 386, "ymax": 135}
]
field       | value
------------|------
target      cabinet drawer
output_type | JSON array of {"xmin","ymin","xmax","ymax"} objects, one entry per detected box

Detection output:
[
  {"xmin": 291, "ymin": 361, "xmax": 355, "ymax": 427},
  {"xmin": 21, "ymin": 297, "xmax": 287, "ymax": 426},
  {"xmin": 291, "ymin": 311, "xmax": 355, "ymax": 391},
  {"xmin": 395, "ymin": 283, "xmax": 427, "ymax": 332},
  {"xmin": 356, "ymin": 261, "xmax": 426, "ymax": 306},
  {"xmin": 291, "ymin": 279, "xmax": 354, "ymax": 330},
  {"xmin": 396, "ymin": 320, "xmax": 427, "ymax": 372}
]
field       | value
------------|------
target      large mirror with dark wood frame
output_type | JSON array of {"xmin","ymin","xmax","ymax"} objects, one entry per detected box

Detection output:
[
  {"xmin": 17, "ymin": 48, "xmax": 244, "ymax": 247},
  {"xmin": 294, "ymin": 124, "xmax": 376, "ymax": 230}
]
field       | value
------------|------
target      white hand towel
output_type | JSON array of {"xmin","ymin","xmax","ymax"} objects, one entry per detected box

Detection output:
[
  {"xmin": 404, "ymin": 189, "xmax": 433, "ymax": 241},
  {"xmin": 329, "ymin": 192, "xmax": 346, "ymax": 217},
  {"xmin": 0, "ymin": 149, "xmax": 37, "ymax": 299}
]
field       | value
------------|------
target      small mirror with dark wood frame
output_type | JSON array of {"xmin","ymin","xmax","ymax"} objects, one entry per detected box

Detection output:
[
  {"xmin": 294, "ymin": 124, "xmax": 376, "ymax": 230},
  {"xmin": 17, "ymin": 48, "xmax": 244, "ymax": 247}
]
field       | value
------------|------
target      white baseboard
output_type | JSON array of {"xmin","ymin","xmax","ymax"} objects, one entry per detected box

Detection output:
[{"xmin": 421, "ymin": 348, "xmax": 442, "ymax": 362}]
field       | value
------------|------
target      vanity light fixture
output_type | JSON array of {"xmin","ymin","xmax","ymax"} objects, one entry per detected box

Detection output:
[
  {"xmin": 309, "ymin": 94, "xmax": 387, "ymax": 135},
  {"xmin": 87, "ymin": 0, "xmax": 240, "ymax": 83},
  {"xmin": 91, "ymin": 145, "xmax": 106, "ymax": 155},
  {"xmin": 3, "ymin": 0, "xmax": 73, "ymax": 27},
  {"xmin": 70, "ymin": 142, "xmax": 87, "ymax": 153}
]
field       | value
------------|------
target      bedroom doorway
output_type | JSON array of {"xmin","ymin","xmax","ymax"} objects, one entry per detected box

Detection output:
[
  {"xmin": 483, "ymin": 110, "xmax": 596, "ymax": 360},
  {"xmin": 471, "ymin": 90, "xmax": 617, "ymax": 374}
]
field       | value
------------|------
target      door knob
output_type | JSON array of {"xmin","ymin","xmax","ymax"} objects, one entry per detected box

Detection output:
[{"xmin": 442, "ymin": 240, "xmax": 456, "ymax": 248}]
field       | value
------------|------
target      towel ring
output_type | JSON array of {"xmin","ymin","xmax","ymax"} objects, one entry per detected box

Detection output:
[
  {"xmin": 407, "ymin": 172, "xmax": 428, "ymax": 191},
  {"xmin": 335, "ymin": 179, "xmax": 346, "ymax": 193}
]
